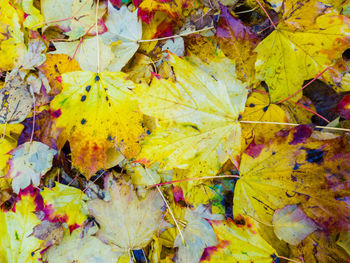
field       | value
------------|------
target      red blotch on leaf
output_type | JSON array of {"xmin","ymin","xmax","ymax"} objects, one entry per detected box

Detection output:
[
  {"xmin": 245, "ymin": 141, "xmax": 264, "ymax": 158},
  {"xmin": 173, "ymin": 186, "xmax": 184, "ymax": 203},
  {"xmin": 289, "ymin": 125, "xmax": 313, "ymax": 145},
  {"xmin": 337, "ymin": 94, "xmax": 350, "ymax": 119},
  {"xmin": 138, "ymin": 8, "xmax": 154, "ymax": 24},
  {"xmin": 50, "ymin": 109, "xmax": 62, "ymax": 119}
]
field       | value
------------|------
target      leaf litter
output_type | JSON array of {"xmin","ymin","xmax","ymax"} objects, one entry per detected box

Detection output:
[{"xmin": 0, "ymin": 0, "xmax": 350, "ymax": 262}]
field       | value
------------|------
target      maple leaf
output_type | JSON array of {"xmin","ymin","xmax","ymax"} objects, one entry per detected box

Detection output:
[
  {"xmin": 50, "ymin": 71, "xmax": 144, "ymax": 176},
  {"xmin": 0, "ymin": 191, "xmax": 43, "ymax": 263},
  {"xmin": 255, "ymin": 14, "xmax": 350, "ymax": 103},
  {"xmin": 7, "ymin": 141, "xmax": 56, "ymax": 194},
  {"xmin": 137, "ymin": 53, "xmax": 247, "ymax": 179},
  {"xmin": 200, "ymin": 216, "xmax": 277, "ymax": 263},
  {"xmin": 88, "ymin": 178, "xmax": 165, "ymax": 252},
  {"xmin": 41, "ymin": 183, "xmax": 88, "ymax": 227}
]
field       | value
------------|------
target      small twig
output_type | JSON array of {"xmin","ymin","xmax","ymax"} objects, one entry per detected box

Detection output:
[{"xmin": 138, "ymin": 27, "xmax": 215, "ymax": 43}]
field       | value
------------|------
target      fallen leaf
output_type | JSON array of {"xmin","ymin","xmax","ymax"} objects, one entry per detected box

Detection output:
[
  {"xmin": 38, "ymin": 54, "xmax": 81, "ymax": 95},
  {"xmin": 52, "ymin": 37, "xmax": 115, "ymax": 72},
  {"xmin": 88, "ymin": 178, "xmax": 165, "ymax": 252},
  {"xmin": 50, "ymin": 71, "xmax": 144, "ymax": 176},
  {"xmin": 66, "ymin": 0, "xmax": 106, "ymax": 40},
  {"xmin": 22, "ymin": 0, "xmax": 45, "ymax": 29},
  {"xmin": 7, "ymin": 141, "xmax": 56, "ymax": 193},
  {"xmin": 255, "ymin": 14, "xmax": 350, "ymax": 102},
  {"xmin": 41, "ymin": 182, "xmax": 88, "ymax": 227},
  {"xmin": 137, "ymin": 53, "xmax": 247, "ymax": 179}
]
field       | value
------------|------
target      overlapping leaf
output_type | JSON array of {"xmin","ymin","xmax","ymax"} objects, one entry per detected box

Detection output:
[
  {"xmin": 51, "ymin": 71, "xmax": 144, "ymax": 176},
  {"xmin": 255, "ymin": 14, "xmax": 350, "ymax": 102},
  {"xmin": 137, "ymin": 53, "xmax": 248, "ymax": 178}
]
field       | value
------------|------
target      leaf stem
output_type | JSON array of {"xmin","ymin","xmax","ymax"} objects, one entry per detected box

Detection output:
[
  {"xmin": 295, "ymin": 102, "xmax": 330, "ymax": 123},
  {"xmin": 95, "ymin": 0, "xmax": 100, "ymax": 73}
]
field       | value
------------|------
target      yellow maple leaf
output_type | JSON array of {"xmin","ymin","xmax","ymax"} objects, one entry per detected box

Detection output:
[
  {"xmin": 88, "ymin": 178, "xmax": 164, "ymax": 252},
  {"xmin": 255, "ymin": 14, "xmax": 350, "ymax": 103},
  {"xmin": 0, "ymin": 192, "xmax": 43, "ymax": 263},
  {"xmin": 50, "ymin": 71, "xmax": 144, "ymax": 177},
  {"xmin": 137, "ymin": 54, "xmax": 247, "ymax": 179},
  {"xmin": 0, "ymin": 0, "xmax": 25, "ymax": 71},
  {"xmin": 41, "ymin": 183, "xmax": 88, "ymax": 226}
]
